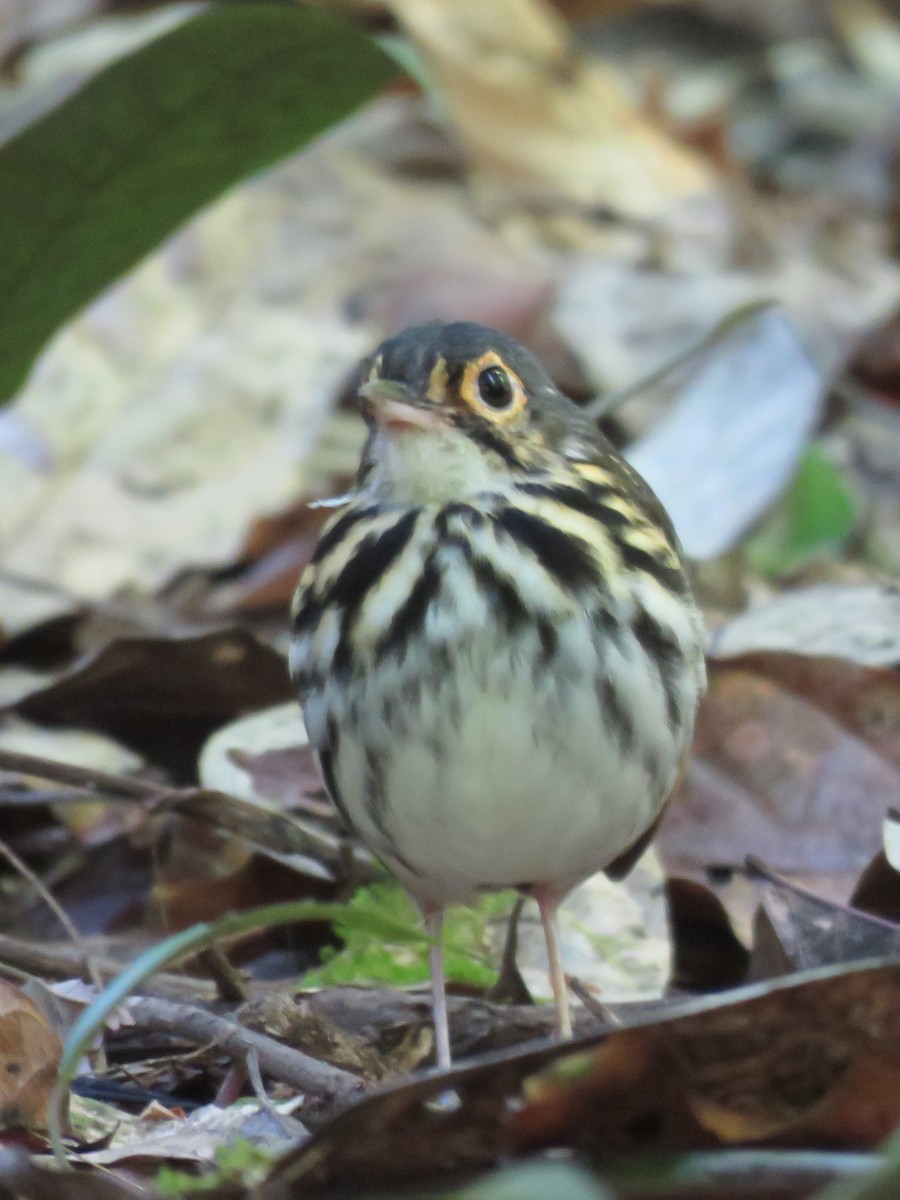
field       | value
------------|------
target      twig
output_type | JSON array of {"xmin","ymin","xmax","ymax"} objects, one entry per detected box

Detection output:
[
  {"xmin": 0, "ymin": 834, "xmax": 101, "ymax": 989},
  {"xmin": 245, "ymin": 1048, "xmax": 274, "ymax": 1109},
  {"xmin": 214, "ymin": 1060, "xmax": 248, "ymax": 1108},
  {"xmin": 0, "ymin": 566, "xmax": 203, "ymax": 637},
  {"xmin": 584, "ymin": 298, "xmax": 777, "ymax": 419},
  {"xmin": 0, "ymin": 786, "xmax": 90, "ymax": 807},
  {"xmin": 126, "ymin": 996, "xmax": 362, "ymax": 1114},
  {"xmin": 196, "ymin": 946, "xmax": 249, "ymax": 1002},
  {"xmin": 0, "ymin": 747, "xmax": 377, "ymax": 885},
  {"xmin": 0, "ymin": 932, "xmax": 216, "ymax": 1001},
  {"xmin": 567, "ymin": 976, "xmax": 621, "ymax": 1026},
  {"xmin": 0, "ymin": 748, "xmax": 167, "ymax": 803}
]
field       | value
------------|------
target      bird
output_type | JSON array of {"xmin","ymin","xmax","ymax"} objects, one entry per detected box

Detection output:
[{"xmin": 290, "ymin": 321, "xmax": 706, "ymax": 1068}]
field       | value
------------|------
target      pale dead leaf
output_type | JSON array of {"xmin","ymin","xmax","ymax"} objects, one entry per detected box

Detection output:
[
  {"xmin": 81, "ymin": 1097, "xmax": 307, "ymax": 1165},
  {"xmin": 20, "ymin": 977, "xmax": 133, "ymax": 1046},
  {"xmin": 198, "ymin": 702, "xmax": 310, "ymax": 800},
  {"xmin": 833, "ymin": 0, "xmax": 900, "ymax": 91},
  {"xmin": 0, "ymin": 0, "xmax": 99, "ymax": 70},
  {"xmin": 884, "ymin": 809, "xmax": 900, "ymax": 872},
  {"xmin": 198, "ymin": 704, "xmax": 377, "ymax": 882},
  {"xmin": 514, "ymin": 850, "xmax": 671, "ymax": 1004},
  {"xmin": 710, "ymin": 584, "xmax": 900, "ymax": 667},
  {"xmin": 554, "ymin": 256, "xmax": 900, "ymax": 396},
  {"xmin": 627, "ymin": 309, "xmax": 823, "ymax": 558},
  {"xmin": 389, "ymin": 0, "xmax": 717, "ymax": 219},
  {"xmin": 0, "ymin": 189, "xmax": 370, "ymax": 634},
  {"xmin": 0, "ymin": 714, "xmax": 142, "ymax": 773}
]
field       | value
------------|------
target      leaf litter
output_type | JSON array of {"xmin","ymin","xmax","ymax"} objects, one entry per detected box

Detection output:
[{"xmin": 1, "ymin": 0, "xmax": 900, "ymax": 1197}]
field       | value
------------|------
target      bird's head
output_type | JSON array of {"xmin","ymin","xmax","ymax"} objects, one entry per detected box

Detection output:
[{"xmin": 355, "ymin": 321, "xmax": 600, "ymax": 505}]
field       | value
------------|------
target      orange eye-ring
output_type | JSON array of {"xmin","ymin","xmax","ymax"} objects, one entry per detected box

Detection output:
[{"xmin": 459, "ymin": 353, "xmax": 527, "ymax": 422}]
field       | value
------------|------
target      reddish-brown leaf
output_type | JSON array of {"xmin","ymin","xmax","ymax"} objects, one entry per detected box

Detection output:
[
  {"xmin": 511, "ymin": 963, "xmax": 900, "ymax": 1153},
  {"xmin": 0, "ymin": 981, "xmax": 64, "ymax": 1133},
  {"xmin": 659, "ymin": 653, "xmax": 900, "ymax": 876},
  {"xmin": 15, "ymin": 631, "xmax": 293, "ymax": 777}
]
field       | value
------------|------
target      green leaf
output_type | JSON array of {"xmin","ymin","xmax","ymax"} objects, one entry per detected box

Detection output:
[
  {"xmin": 0, "ymin": 3, "xmax": 399, "ymax": 405},
  {"xmin": 157, "ymin": 1135, "xmax": 275, "ymax": 1194},
  {"xmin": 303, "ymin": 882, "xmax": 512, "ymax": 990},
  {"xmin": 746, "ymin": 443, "xmax": 859, "ymax": 575}
]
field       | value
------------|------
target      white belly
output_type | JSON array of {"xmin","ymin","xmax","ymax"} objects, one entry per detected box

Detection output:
[{"xmin": 304, "ymin": 609, "xmax": 692, "ymax": 904}]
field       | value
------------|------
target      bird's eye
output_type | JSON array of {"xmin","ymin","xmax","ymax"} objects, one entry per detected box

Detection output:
[{"xmin": 477, "ymin": 366, "xmax": 514, "ymax": 409}]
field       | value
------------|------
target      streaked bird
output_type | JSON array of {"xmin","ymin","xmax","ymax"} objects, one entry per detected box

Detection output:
[{"xmin": 291, "ymin": 321, "xmax": 705, "ymax": 1067}]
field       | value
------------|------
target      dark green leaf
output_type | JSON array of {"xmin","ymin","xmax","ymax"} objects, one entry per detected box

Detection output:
[{"xmin": 0, "ymin": 3, "xmax": 399, "ymax": 405}]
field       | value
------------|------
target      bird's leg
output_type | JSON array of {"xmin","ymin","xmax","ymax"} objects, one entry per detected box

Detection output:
[
  {"xmin": 533, "ymin": 885, "xmax": 572, "ymax": 1039},
  {"xmin": 421, "ymin": 900, "xmax": 452, "ymax": 1068}
]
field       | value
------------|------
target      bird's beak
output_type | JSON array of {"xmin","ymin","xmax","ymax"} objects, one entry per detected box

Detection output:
[{"xmin": 358, "ymin": 380, "xmax": 445, "ymax": 433}]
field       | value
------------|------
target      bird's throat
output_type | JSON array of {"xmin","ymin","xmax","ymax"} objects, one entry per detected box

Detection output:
[{"xmin": 365, "ymin": 425, "xmax": 514, "ymax": 506}]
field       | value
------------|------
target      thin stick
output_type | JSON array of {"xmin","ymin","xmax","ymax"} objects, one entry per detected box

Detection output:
[
  {"xmin": 584, "ymin": 298, "xmax": 776, "ymax": 419},
  {"xmin": 0, "ymin": 748, "xmax": 165, "ymax": 803},
  {"xmin": 0, "ymin": 834, "xmax": 100, "ymax": 988},
  {"xmin": 127, "ymin": 996, "xmax": 360, "ymax": 1112},
  {"xmin": 196, "ymin": 946, "xmax": 248, "ymax": 1002},
  {"xmin": 0, "ymin": 748, "xmax": 376, "ymax": 883},
  {"xmin": 0, "ymin": 931, "xmax": 216, "ymax": 1001},
  {"xmin": 568, "ymin": 976, "xmax": 621, "ymax": 1026}
]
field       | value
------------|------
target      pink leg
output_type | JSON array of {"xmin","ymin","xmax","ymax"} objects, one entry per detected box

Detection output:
[
  {"xmin": 422, "ymin": 901, "xmax": 452, "ymax": 1068},
  {"xmin": 534, "ymin": 886, "xmax": 572, "ymax": 1039}
]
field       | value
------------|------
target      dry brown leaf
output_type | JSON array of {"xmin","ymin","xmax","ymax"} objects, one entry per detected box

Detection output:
[
  {"xmin": 510, "ymin": 963, "xmax": 900, "ymax": 1152},
  {"xmin": 388, "ymin": 0, "xmax": 716, "ymax": 219},
  {"xmin": 151, "ymin": 848, "xmax": 328, "ymax": 936},
  {"xmin": 665, "ymin": 876, "xmax": 749, "ymax": 991},
  {"xmin": 263, "ymin": 961, "xmax": 900, "ymax": 1192},
  {"xmin": 659, "ymin": 652, "xmax": 900, "ymax": 876},
  {"xmin": 852, "ymin": 848, "xmax": 900, "ymax": 923},
  {"xmin": 0, "ymin": 1145, "xmax": 142, "ymax": 1199},
  {"xmin": 746, "ymin": 859, "xmax": 900, "ymax": 978},
  {"xmin": 709, "ymin": 585, "xmax": 900, "ymax": 670},
  {"xmin": 14, "ymin": 630, "xmax": 294, "ymax": 776},
  {"xmin": 0, "ymin": 979, "xmax": 64, "ymax": 1132}
]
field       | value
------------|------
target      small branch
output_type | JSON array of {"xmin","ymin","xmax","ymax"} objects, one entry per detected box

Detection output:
[
  {"xmin": 0, "ymin": 748, "xmax": 165, "ymax": 803},
  {"xmin": 126, "ymin": 996, "xmax": 362, "ymax": 1114},
  {"xmin": 0, "ymin": 932, "xmax": 217, "ymax": 1002},
  {"xmin": 196, "ymin": 946, "xmax": 249, "ymax": 1002},
  {"xmin": 0, "ymin": 786, "xmax": 90, "ymax": 807},
  {"xmin": 0, "ymin": 747, "xmax": 377, "ymax": 885},
  {"xmin": 567, "ymin": 976, "xmax": 621, "ymax": 1026},
  {"xmin": 0, "ymin": 834, "xmax": 100, "ymax": 988}
]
